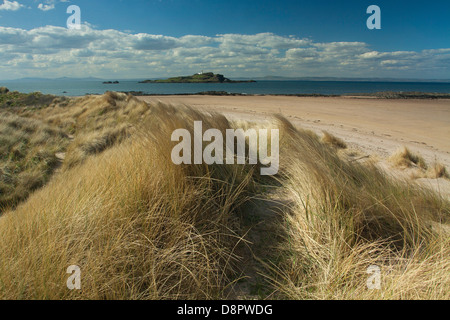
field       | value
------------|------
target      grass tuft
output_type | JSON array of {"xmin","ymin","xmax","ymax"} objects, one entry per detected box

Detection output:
[
  {"xmin": 389, "ymin": 147, "xmax": 427, "ymax": 169},
  {"xmin": 321, "ymin": 131, "xmax": 347, "ymax": 149}
]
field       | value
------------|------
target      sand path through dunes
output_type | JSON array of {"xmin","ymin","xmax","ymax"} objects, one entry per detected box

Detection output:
[{"xmin": 137, "ymin": 95, "xmax": 450, "ymax": 196}]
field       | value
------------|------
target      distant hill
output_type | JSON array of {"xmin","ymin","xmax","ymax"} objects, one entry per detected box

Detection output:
[
  {"xmin": 249, "ymin": 76, "xmax": 450, "ymax": 83},
  {"xmin": 4, "ymin": 77, "xmax": 103, "ymax": 82},
  {"xmin": 139, "ymin": 72, "xmax": 256, "ymax": 83}
]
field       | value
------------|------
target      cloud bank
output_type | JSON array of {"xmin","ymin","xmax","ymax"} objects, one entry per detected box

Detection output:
[
  {"xmin": 0, "ymin": 0, "xmax": 24, "ymax": 11},
  {"xmin": 0, "ymin": 24, "xmax": 449, "ymax": 79}
]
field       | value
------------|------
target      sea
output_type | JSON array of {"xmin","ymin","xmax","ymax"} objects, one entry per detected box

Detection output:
[{"xmin": 1, "ymin": 80, "xmax": 450, "ymax": 96}]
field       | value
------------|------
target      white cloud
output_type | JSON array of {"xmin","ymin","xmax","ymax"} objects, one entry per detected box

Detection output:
[
  {"xmin": 0, "ymin": 25, "xmax": 448, "ymax": 79},
  {"xmin": 132, "ymin": 34, "xmax": 180, "ymax": 51},
  {"xmin": 37, "ymin": 0, "xmax": 69, "ymax": 11},
  {"xmin": 217, "ymin": 33, "xmax": 310, "ymax": 50},
  {"xmin": 286, "ymin": 48, "xmax": 318, "ymax": 59},
  {"xmin": 38, "ymin": 3, "xmax": 55, "ymax": 11},
  {"xmin": 0, "ymin": 0, "xmax": 24, "ymax": 11}
]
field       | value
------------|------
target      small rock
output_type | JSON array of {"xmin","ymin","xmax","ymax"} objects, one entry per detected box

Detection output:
[
  {"xmin": 55, "ymin": 153, "xmax": 66, "ymax": 161},
  {"xmin": 0, "ymin": 87, "xmax": 9, "ymax": 94}
]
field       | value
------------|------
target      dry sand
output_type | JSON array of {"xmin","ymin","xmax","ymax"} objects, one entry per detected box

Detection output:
[{"xmin": 137, "ymin": 95, "xmax": 450, "ymax": 197}]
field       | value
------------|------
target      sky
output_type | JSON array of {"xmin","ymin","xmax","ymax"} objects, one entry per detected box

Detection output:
[{"xmin": 0, "ymin": 0, "xmax": 449, "ymax": 80}]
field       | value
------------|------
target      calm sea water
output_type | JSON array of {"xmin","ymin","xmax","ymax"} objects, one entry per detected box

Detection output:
[{"xmin": 1, "ymin": 80, "xmax": 450, "ymax": 96}]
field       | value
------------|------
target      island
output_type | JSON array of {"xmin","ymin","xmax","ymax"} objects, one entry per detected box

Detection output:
[
  {"xmin": 103, "ymin": 81, "xmax": 120, "ymax": 84},
  {"xmin": 139, "ymin": 72, "xmax": 256, "ymax": 83}
]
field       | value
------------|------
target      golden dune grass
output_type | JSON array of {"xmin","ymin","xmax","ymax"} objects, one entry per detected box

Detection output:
[
  {"xmin": 0, "ymin": 92, "xmax": 448, "ymax": 299},
  {"xmin": 389, "ymin": 147, "xmax": 449, "ymax": 179},
  {"xmin": 0, "ymin": 112, "xmax": 69, "ymax": 210},
  {"xmin": 426, "ymin": 162, "xmax": 449, "ymax": 179},
  {"xmin": 266, "ymin": 121, "xmax": 450, "ymax": 299},
  {"xmin": 0, "ymin": 102, "xmax": 256, "ymax": 299},
  {"xmin": 321, "ymin": 131, "xmax": 347, "ymax": 149},
  {"xmin": 389, "ymin": 147, "xmax": 428, "ymax": 170}
]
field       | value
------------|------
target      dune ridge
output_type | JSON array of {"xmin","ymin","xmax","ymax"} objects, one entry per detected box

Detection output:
[{"xmin": 0, "ymin": 92, "xmax": 448, "ymax": 299}]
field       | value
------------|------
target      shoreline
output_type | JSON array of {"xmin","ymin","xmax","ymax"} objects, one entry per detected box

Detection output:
[
  {"xmin": 123, "ymin": 91, "xmax": 450, "ymax": 99},
  {"xmin": 136, "ymin": 94, "xmax": 450, "ymax": 153}
]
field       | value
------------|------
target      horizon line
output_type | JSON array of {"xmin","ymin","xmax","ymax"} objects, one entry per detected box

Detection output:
[{"xmin": 2, "ymin": 76, "xmax": 450, "ymax": 83}]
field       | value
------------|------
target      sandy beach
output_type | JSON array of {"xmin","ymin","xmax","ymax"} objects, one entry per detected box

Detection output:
[{"xmin": 138, "ymin": 95, "xmax": 450, "ymax": 195}]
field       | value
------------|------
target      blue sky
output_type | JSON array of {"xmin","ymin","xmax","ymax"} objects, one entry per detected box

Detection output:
[{"xmin": 0, "ymin": 0, "xmax": 449, "ymax": 79}]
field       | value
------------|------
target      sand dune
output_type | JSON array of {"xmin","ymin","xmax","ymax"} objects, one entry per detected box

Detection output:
[
  {"xmin": 1, "ymin": 92, "xmax": 449, "ymax": 299},
  {"xmin": 138, "ymin": 95, "xmax": 450, "ymax": 196}
]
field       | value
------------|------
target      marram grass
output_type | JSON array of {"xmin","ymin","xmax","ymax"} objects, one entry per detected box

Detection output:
[{"xmin": 0, "ymin": 92, "xmax": 448, "ymax": 299}]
